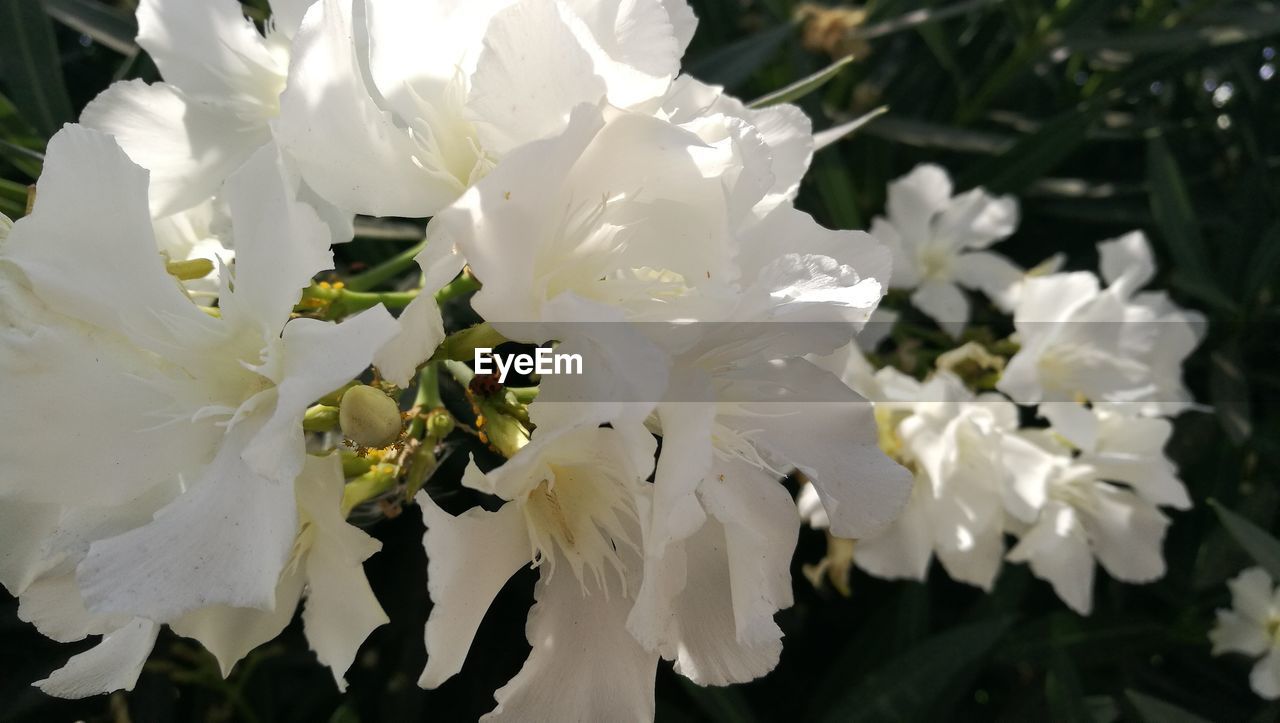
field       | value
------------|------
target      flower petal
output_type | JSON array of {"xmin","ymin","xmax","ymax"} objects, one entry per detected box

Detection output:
[
  {"xmin": 485, "ymin": 566, "xmax": 657, "ymax": 722},
  {"xmin": 297, "ymin": 454, "xmax": 388, "ymax": 690},
  {"xmin": 276, "ymin": 0, "xmax": 458, "ymax": 216},
  {"xmin": 4, "ymin": 125, "xmax": 219, "ymax": 352},
  {"xmin": 1252, "ymin": 648, "xmax": 1280, "ymax": 700},
  {"xmin": 79, "ymin": 80, "xmax": 271, "ymax": 217},
  {"xmin": 170, "ymin": 568, "xmax": 306, "ymax": 676},
  {"xmin": 34, "ymin": 619, "xmax": 159, "ymax": 699},
  {"xmin": 417, "ymin": 487, "xmax": 530, "ymax": 688},
  {"xmin": 0, "ymin": 500, "xmax": 59, "ymax": 594},
  {"xmin": 1007, "ymin": 501, "xmax": 1095, "ymax": 615},
  {"xmin": 885, "ymin": 164, "xmax": 953, "ymax": 245},
  {"xmin": 468, "ymin": 0, "xmax": 607, "ymax": 154},
  {"xmin": 219, "ymin": 142, "xmax": 335, "ymax": 334},
  {"xmin": 79, "ymin": 421, "xmax": 298, "ymax": 621},
  {"xmin": 910, "ymin": 279, "xmax": 969, "ymax": 337},
  {"xmin": 665, "ymin": 457, "xmax": 796, "ymax": 685},
  {"xmin": 719, "ymin": 359, "xmax": 912, "ymax": 539},
  {"xmin": 242, "ymin": 307, "xmax": 399, "ymax": 483},
  {"xmin": 136, "ymin": 0, "xmax": 279, "ymax": 102}
]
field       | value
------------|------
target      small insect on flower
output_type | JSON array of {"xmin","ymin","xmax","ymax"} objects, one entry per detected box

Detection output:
[{"xmin": 469, "ymin": 372, "xmax": 504, "ymax": 397}]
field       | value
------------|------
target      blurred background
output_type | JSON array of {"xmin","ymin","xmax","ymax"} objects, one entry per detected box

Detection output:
[{"xmin": 1, "ymin": 0, "xmax": 1279, "ymax": 720}]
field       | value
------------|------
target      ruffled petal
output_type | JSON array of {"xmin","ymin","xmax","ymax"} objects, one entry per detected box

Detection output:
[
  {"xmin": 35, "ymin": 619, "xmax": 159, "ymax": 699},
  {"xmin": 485, "ymin": 565, "xmax": 657, "ymax": 722},
  {"xmin": 417, "ymin": 488, "xmax": 531, "ymax": 688}
]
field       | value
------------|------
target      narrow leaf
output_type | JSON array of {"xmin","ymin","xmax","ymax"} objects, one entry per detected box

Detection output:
[
  {"xmin": 819, "ymin": 617, "xmax": 1013, "ymax": 723},
  {"xmin": 44, "ymin": 0, "xmax": 138, "ymax": 56},
  {"xmin": 1146, "ymin": 134, "xmax": 1220, "ymax": 293},
  {"xmin": 959, "ymin": 109, "xmax": 1094, "ymax": 194},
  {"xmin": 814, "ymin": 106, "xmax": 888, "ymax": 150},
  {"xmin": 686, "ymin": 22, "xmax": 796, "ymax": 91},
  {"xmin": 1211, "ymin": 501, "xmax": 1280, "ymax": 580},
  {"xmin": 749, "ymin": 55, "xmax": 853, "ymax": 109},
  {"xmin": 0, "ymin": 0, "xmax": 74, "ymax": 137}
]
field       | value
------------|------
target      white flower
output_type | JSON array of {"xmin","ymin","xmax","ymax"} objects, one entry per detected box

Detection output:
[
  {"xmin": 417, "ymin": 423, "xmax": 661, "ymax": 720},
  {"xmin": 1211, "ymin": 567, "xmax": 1280, "ymax": 699},
  {"xmin": 0, "ymin": 126, "xmax": 398, "ymax": 625},
  {"xmin": 802, "ymin": 367, "xmax": 1019, "ymax": 590},
  {"xmin": 170, "ymin": 452, "xmax": 388, "ymax": 692},
  {"xmin": 1003, "ymin": 429, "xmax": 1172, "ymax": 615},
  {"xmin": 275, "ymin": 0, "xmax": 697, "ymax": 218},
  {"xmin": 998, "ymin": 232, "xmax": 1205, "ymax": 413},
  {"xmin": 1, "ymin": 454, "xmax": 384, "ymax": 698},
  {"xmin": 81, "ymin": 0, "xmax": 305, "ymax": 218},
  {"xmin": 870, "ymin": 164, "xmax": 1021, "ymax": 335}
]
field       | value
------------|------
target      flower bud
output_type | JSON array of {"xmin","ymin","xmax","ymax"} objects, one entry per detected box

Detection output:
[
  {"xmin": 340, "ymin": 385, "xmax": 403, "ymax": 449},
  {"xmin": 425, "ymin": 408, "xmax": 456, "ymax": 439}
]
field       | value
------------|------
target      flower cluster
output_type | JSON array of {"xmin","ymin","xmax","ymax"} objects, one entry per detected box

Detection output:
[
  {"xmin": 800, "ymin": 165, "xmax": 1205, "ymax": 615},
  {"xmin": 0, "ymin": 0, "xmax": 918, "ymax": 717}
]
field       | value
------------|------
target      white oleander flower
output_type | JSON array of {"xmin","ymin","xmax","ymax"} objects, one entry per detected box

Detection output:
[
  {"xmin": 1003, "ymin": 428, "xmax": 1173, "ymax": 615},
  {"xmin": 852, "ymin": 369, "xmax": 1019, "ymax": 589},
  {"xmin": 870, "ymin": 164, "xmax": 1021, "ymax": 335},
  {"xmin": 0, "ymin": 126, "xmax": 398, "ymax": 626},
  {"xmin": 275, "ymin": 0, "xmax": 697, "ymax": 218},
  {"xmin": 81, "ymin": 0, "xmax": 317, "ymax": 218},
  {"xmin": 417, "ymin": 423, "xmax": 662, "ymax": 720},
  {"xmin": 1211, "ymin": 567, "xmax": 1280, "ymax": 699},
  {"xmin": 998, "ymin": 231, "xmax": 1205, "ymax": 413},
  {"xmin": 1, "ymin": 454, "xmax": 384, "ymax": 698}
]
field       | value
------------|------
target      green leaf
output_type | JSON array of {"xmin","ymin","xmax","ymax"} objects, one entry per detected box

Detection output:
[
  {"xmin": 814, "ymin": 106, "xmax": 888, "ymax": 150},
  {"xmin": 43, "ymin": 0, "xmax": 138, "ymax": 55},
  {"xmin": 0, "ymin": 0, "xmax": 75, "ymax": 137},
  {"xmin": 749, "ymin": 55, "xmax": 853, "ymax": 109},
  {"xmin": 0, "ymin": 90, "xmax": 45, "ymax": 178},
  {"xmin": 1209, "ymin": 345, "xmax": 1253, "ymax": 445},
  {"xmin": 819, "ymin": 617, "xmax": 1013, "ymax": 723},
  {"xmin": 958, "ymin": 109, "xmax": 1094, "ymax": 194},
  {"xmin": 686, "ymin": 22, "xmax": 796, "ymax": 91},
  {"xmin": 1125, "ymin": 690, "xmax": 1214, "ymax": 723},
  {"xmin": 1146, "ymin": 134, "xmax": 1222, "ymax": 298},
  {"xmin": 0, "ymin": 177, "xmax": 30, "ymax": 218},
  {"xmin": 1211, "ymin": 501, "xmax": 1280, "ymax": 580},
  {"xmin": 1244, "ymin": 221, "xmax": 1280, "ymax": 303}
]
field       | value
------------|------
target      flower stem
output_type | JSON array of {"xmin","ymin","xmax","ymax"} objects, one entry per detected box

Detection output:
[{"xmin": 344, "ymin": 239, "xmax": 428, "ymax": 292}]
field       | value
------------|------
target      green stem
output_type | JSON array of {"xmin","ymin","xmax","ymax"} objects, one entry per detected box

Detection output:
[
  {"xmin": 300, "ymin": 283, "xmax": 420, "ymax": 320},
  {"xmin": 435, "ymin": 268, "xmax": 481, "ymax": 303},
  {"xmin": 407, "ymin": 363, "xmax": 443, "ymax": 439},
  {"xmin": 344, "ymin": 239, "xmax": 427, "ymax": 292}
]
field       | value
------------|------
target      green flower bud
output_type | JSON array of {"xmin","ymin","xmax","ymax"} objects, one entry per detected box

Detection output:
[
  {"xmin": 425, "ymin": 408, "xmax": 456, "ymax": 440},
  {"xmin": 340, "ymin": 385, "xmax": 403, "ymax": 449},
  {"xmin": 302, "ymin": 404, "xmax": 341, "ymax": 433}
]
